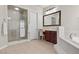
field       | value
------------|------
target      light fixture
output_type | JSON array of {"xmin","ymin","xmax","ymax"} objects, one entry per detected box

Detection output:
[
  {"xmin": 44, "ymin": 7, "xmax": 57, "ymax": 15},
  {"xmin": 14, "ymin": 7, "xmax": 19, "ymax": 10}
]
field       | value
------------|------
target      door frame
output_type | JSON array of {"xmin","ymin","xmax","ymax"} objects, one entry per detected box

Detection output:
[{"xmin": 7, "ymin": 5, "xmax": 28, "ymax": 42}]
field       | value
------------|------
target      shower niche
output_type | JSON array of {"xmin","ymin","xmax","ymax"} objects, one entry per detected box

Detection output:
[{"xmin": 8, "ymin": 5, "xmax": 28, "ymax": 42}]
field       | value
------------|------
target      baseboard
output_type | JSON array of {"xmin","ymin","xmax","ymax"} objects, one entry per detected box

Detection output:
[
  {"xmin": 8, "ymin": 39, "xmax": 30, "ymax": 46},
  {"xmin": 0, "ymin": 45, "xmax": 8, "ymax": 50}
]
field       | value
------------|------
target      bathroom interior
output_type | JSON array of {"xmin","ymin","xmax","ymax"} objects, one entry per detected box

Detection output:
[{"xmin": 0, "ymin": 5, "xmax": 79, "ymax": 54}]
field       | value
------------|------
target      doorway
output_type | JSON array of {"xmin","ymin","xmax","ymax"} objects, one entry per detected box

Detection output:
[
  {"xmin": 8, "ymin": 5, "xmax": 28, "ymax": 42},
  {"xmin": 29, "ymin": 11, "xmax": 38, "ymax": 40}
]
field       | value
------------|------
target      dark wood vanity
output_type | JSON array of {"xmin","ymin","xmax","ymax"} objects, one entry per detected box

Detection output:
[{"xmin": 43, "ymin": 30, "xmax": 57, "ymax": 44}]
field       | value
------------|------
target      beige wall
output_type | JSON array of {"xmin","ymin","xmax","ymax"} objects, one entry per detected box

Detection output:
[
  {"xmin": 59, "ymin": 5, "xmax": 79, "ymax": 39},
  {"xmin": 0, "ymin": 5, "xmax": 8, "ymax": 48}
]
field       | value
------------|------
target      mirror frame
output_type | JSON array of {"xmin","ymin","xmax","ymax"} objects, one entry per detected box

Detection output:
[{"xmin": 43, "ymin": 10, "xmax": 61, "ymax": 26}]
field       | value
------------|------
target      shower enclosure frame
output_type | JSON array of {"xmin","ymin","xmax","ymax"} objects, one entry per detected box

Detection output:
[{"xmin": 7, "ymin": 5, "xmax": 28, "ymax": 42}]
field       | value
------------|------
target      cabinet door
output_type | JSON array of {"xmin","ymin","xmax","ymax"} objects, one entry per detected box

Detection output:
[
  {"xmin": 44, "ymin": 31, "xmax": 57, "ymax": 44},
  {"xmin": 44, "ymin": 31, "xmax": 50, "ymax": 41},
  {"xmin": 50, "ymin": 31, "xmax": 57, "ymax": 44}
]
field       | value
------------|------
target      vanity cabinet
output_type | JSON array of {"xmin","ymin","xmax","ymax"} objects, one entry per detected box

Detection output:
[{"xmin": 43, "ymin": 31, "xmax": 57, "ymax": 44}]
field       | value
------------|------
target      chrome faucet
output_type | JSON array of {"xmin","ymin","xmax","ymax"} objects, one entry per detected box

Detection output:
[
  {"xmin": 69, "ymin": 33, "xmax": 76, "ymax": 39},
  {"xmin": 70, "ymin": 33, "xmax": 73, "ymax": 39}
]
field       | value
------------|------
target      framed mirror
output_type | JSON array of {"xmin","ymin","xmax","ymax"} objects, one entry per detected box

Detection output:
[{"xmin": 43, "ymin": 11, "xmax": 61, "ymax": 26}]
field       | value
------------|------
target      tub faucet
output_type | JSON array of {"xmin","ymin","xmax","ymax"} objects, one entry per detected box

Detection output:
[
  {"xmin": 70, "ymin": 33, "xmax": 73, "ymax": 39},
  {"xmin": 69, "ymin": 33, "xmax": 76, "ymax": 39}
]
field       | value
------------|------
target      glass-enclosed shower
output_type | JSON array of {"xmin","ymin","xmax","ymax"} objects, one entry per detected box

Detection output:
[{"xmin": 8, "ymin": 5, "xmax": 28, "ymax": 42}]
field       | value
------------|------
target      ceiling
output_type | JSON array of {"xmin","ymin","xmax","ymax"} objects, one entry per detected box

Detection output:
[
  {"xmin": 27, "ymin": 5, "xmax": 50, "ymax": 8},
  {"xmin": 38, "ymin": 5, "xmax": 50, "ymax": 8}
]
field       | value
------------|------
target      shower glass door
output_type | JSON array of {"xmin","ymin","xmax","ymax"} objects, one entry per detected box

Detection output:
[{"xmin": 8, "ymin": 5, "xmax": 28, "ymax": 42}]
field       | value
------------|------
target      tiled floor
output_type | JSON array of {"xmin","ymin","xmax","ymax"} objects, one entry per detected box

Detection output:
[{"xmin": 0, "ymin": 40, "xmax": 57, "ymax": 54}]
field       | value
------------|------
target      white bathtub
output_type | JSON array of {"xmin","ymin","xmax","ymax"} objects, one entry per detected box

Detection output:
[
  {"xmin": 57, "ymin": 26, "xmax": 79, "ymax": 53},
  {"xmin": 61, "ymin": 37, "xmax": 79, "ymax": 49},
  {"xmin": 71, "ymin": 36, "xmax": 79, "ymax": 44},
  {"xmin": 54, "ymin": 36, "xmax": 79, "ymax": 54}
]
